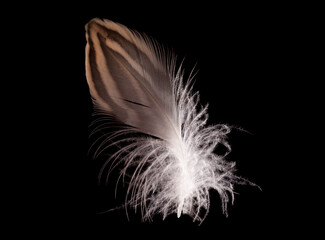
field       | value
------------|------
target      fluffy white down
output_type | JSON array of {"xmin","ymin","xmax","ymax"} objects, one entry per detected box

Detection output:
[{"xmin": 93, "ymin": 64, "xmax": 247, "ymax": 223}]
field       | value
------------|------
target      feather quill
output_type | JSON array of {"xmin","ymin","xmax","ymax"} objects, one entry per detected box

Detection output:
[{"xmin": 85, "ymin": 18, "xmax": 253, "ymax": 222}]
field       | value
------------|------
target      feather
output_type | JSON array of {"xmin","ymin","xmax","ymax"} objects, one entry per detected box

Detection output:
[{"xmin": 85, "ymin": 18, "xmax": 255, "ymax": 223}]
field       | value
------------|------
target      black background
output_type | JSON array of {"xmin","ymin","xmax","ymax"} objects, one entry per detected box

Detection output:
[{"xmin": 21, "ymin": 2, "xmax": 319, "ymax": 238}]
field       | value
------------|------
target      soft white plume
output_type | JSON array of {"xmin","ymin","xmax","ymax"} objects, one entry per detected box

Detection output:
[{"xmin": 85, "ymin": 18, "xmax": 254, "ymax": 223}]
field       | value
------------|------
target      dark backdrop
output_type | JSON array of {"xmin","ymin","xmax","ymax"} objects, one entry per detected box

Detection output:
[{"xmin": 32, "ymin": 2, "xmax": 317, "ymax": 238}]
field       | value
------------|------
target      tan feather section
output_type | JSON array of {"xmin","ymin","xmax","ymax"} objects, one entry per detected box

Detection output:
[{"xmin": 85, "ymin": 18, "xmax": 179, "ymax": 141}]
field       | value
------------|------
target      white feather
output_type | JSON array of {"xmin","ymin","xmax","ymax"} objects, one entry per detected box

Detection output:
[{"xmin": 85, "ymin": 18, "xmax": 255, "ymax": 223}]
